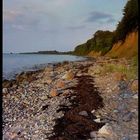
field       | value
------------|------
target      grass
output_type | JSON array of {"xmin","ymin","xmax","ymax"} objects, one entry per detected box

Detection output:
[{"xmin": 101, "ymin": 56, "xmax": 138, "ymax": 80}]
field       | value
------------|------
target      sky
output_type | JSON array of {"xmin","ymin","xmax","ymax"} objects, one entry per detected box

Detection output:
[{"xmin": 3, "ymin": 0, "xmax": 128, "ymax": 53}]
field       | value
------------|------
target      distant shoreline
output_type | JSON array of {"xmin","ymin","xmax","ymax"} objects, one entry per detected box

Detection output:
[
  {"xmin": 19, "ymin": 50, "xmax": 73, "ymax": 55},
  {"xmin": 3, "ymin": 50, "xmax": 73, "ymax": 55}
]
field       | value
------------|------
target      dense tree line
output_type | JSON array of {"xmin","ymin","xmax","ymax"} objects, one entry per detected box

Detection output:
[
  {"xmin": 113, "ymin": 0, "xmax": 138, "ymax": 43},
  {"xmin": 74, "ymin": 30, "xmax": 114, "ymax": 55}
]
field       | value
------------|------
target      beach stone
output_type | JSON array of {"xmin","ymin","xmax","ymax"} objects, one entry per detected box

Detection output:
[
  {"xmin": 4, "ymin": 132, "xmax": 18, "ymax": 139},
  {"xmin": 50, "ymin": 89, "xmax": 58, "ymax": 97},
  {"xmin": 91, "ymin": 109, "xmax": 95, "ymax": 114},
  {"xmin": 119, "ymin": 92, "xmax": 132, "ymax": 99},
  {"xmin": 131, "ymin": 109, "xmax": 137, "ymax": 113},
  {"xmin": 3, "ymin": 88, "xmax": 8, "ymax": 94},
  {"xmin": 79, "ymin": 111, "xmax": 88, "ymax": 117},
  {"xmin": 130, "ymin": 80, "xmax": 138, "ymax": 92},
  {"xmin": 56, "ymin": 80, "xmax": 65, "ymax": 88},
  {"xmin": 113, "ymin": 109, "xmax": 119, "ymax": 113},
  {"xmin": 40, "ymin": 96, "xmax": 48, "ymax": 100},
  {"xmin": 94, "ymin": 118, "xmax": 101, "ymax": 123},
  {"xmin": 44, "ymin": 67, "xmax": 53, "ymax": 72},
  {"xmin": 118, "ymin": 80, "xmax": 128, "ymax": 90},
  {"xmin": 96, "ymin": 138, "xmax": 107, "ymax": 140},
  {"xmin": 131, "ymin": 134, "xmax": 138, "ymax": 139},
  {"xmin": 76, "ymin": 73, "xmax": 82, "ymax": 76},
  {"xmin": 94, "ymin": 68, "xmax": 101, "ymax": 74},
  {"xmin": 90, "ymin": 131, "xmax": 97, "ymax": 138},
  {"xmin": 16, "ymin": 71, "xmax": 35, "ymax": 83},
  {"xmin": 62, "ymin": 71, "xmax": 74, "ymax": 80},
  {"xmin": 132, "ymin": 94, "xmax": 138, "ymax": 99},
  {"xmin": 98, "ymin": 123, "xmax": 112, "ymax": 136},
  {"xmin": 122, "ymin": 112, "xmax": 133, "ymax": 122},
  {"xmin": 88, "ymin": 66, "xmax": 102, "ymax": 75},
  {"xmin": 3, "ymin": 80, "xmax": 12, "ymax": 88},
  {"xmin": 121, "ymin": 136, "xmax": 130, "ymax": 140},
  {"xmin": 46, "ymin": 79, "xmax": 52, "ymax": 84}
]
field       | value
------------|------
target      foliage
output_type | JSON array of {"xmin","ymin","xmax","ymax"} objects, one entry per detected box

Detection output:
[
  {"xmin": 113, "ymin": 0, "xmax": 138, "ymax": 43},
  {"xmin": 74, "ymin": 30, "xmax": 114, "ymax": 55},
  {"xmin": 73, "ymin": 0, "xmax": 138, "ymax": 56},
  {"xmin": 101, "ymin": 57, "xmax": 138, "ymax": 80}
]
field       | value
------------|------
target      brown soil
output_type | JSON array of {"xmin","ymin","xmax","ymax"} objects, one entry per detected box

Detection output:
[{"xmin": 49, "ymin": 74, "xmax": 104, "ymax": 140}]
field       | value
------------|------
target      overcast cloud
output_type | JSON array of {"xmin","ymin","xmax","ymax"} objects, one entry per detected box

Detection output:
[{"xmin": 3, "ymin": 0, "xmax": 127, "ymax": 53}]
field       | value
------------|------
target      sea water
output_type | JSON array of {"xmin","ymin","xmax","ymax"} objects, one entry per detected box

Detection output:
[{"xmin": 3, "ymin": 53, "xmax": 85, "ymax": 80}]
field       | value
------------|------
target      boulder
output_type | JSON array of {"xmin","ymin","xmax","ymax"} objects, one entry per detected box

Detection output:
[
  {"xmin": 132, "ymin": 94, "xmax": 138, "ymax": 99},
  {"xmin": 94, "ymin": 118, "xmax": 101, "ymax": 123},
  {"xmin": 3, "ymin": 80, "xmax": 12, "ymax": 88},
  {"xmin": 56, "ymin": 80, "xmax": 65, "ymax": 88},
  {"xmin": 46, "ymin": 79, "xmax": 52, "ymax": 84},
  {"xmin": 50, "ymin": 89, "xmax": 58, "ymax": 97},
  {"xmin": 130, "ymin": 80, "xmax": 138, "ymax": 92},
  {"xmin": 98, "ymin": 123, "xmax": 112, "ymax": 135},
  {"xmin": 88, "ymin": 66, "xmax": 102, "ymax": 75},
  {"xmin": 62, "ymin": 71, "xmax": 74, "ymax": 80},
  {"xmin": 79, "ymin": 111, "xmax": 88, "ymax": 117},
  {"xmin": 90, "ymin": 131, "xmax": 97, "ymax": 138},
  {"xmin": 3, "ymin": 88, "xmax": 8, "ymax": 94}
]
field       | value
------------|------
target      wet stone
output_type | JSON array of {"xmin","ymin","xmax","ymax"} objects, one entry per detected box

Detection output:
[
  {"xmin": 79, "ymin": 111, "xmax": 88, "ymax": 117},
  {"xmin": 122, "ymin": 112, "xmax": 134, "ymax": 122},
  {"xmin": 121, "ymin": 136, "xmax": 130, "ymax": 140},
  {"xmin": 3, "ymin": 88, "xmax": 8, "ymax": 94},
  {"xmin": 118, "ymin": 80, "xmax": 128, "ymax": 90},
  {"xmin": 90, "ymin": 131, "xmax": 97, "ymax": 138},
  {"xmin": 132, "ymin": 94, "xmax": 138, "ymax": 99},
  {"xmin": 119, "ymin": 90, "xmax": 133, "ymax": 99}
]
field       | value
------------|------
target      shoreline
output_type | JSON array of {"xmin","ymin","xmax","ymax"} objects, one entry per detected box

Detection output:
[
  {"xmin": 3, "ymin": 55, "xmax": 91, "ymax": 82},
  {"xmin": 3, "ymin": 53, "xmax": 89, "ymax": 81},
  {"xmin": 2, "ymin": 56, "xmax": 138, "ymax": 140}
]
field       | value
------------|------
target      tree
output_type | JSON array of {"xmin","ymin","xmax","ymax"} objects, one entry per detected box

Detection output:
[{"xmin": 114, "ymin": 0, "xmax": 138, "ymax": 42}]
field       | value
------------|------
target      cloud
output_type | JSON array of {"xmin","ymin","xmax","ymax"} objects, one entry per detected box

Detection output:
[
  {"xmin": 11, "ymin": 24, "xmax": 25, "ymax": 30},
  {"xmin": 3, "ymin": 8, "xmax": 42, "ymax": 31},
  {"xmin": 106, "ymin": 18, "xmax": 116, "ymax": 23},
  {"xmin": 46, "ymin": 0, "xmax": 73, "ymax": 7},
  {"xmin": 4, "ymin": 10, "xmax": 22, "ymax": 22},
  {"xmin": 67, "ymin": 25, "xmax": 86, "ymax": 30},
  {"xmin": 86, "ymin": 11, "xmax": 115, "ymax": 23}
]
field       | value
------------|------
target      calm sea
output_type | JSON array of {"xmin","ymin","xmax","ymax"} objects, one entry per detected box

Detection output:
[{"xmin": 3, "ymin": 53, "xmax": 85, "ymax": 80}]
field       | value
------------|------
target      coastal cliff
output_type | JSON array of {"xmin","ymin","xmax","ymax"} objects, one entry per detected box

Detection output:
[
  {"xmin": 73, "ymin": 0, "xmax": 138, "ymax": 59},
  {"xmin": 106, "ymin": 31, "xmax": 138, "ymax": 58}
]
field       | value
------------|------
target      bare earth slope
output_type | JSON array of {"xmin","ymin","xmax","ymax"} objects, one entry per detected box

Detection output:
[{"xmin": 106, "ymin": 31, "xmax": 138, "ymax": 58}]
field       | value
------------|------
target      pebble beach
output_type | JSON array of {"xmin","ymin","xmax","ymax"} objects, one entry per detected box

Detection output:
[{"xmin": 2, "ymin": 57, "xmax": 138, "ymax": 140}]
